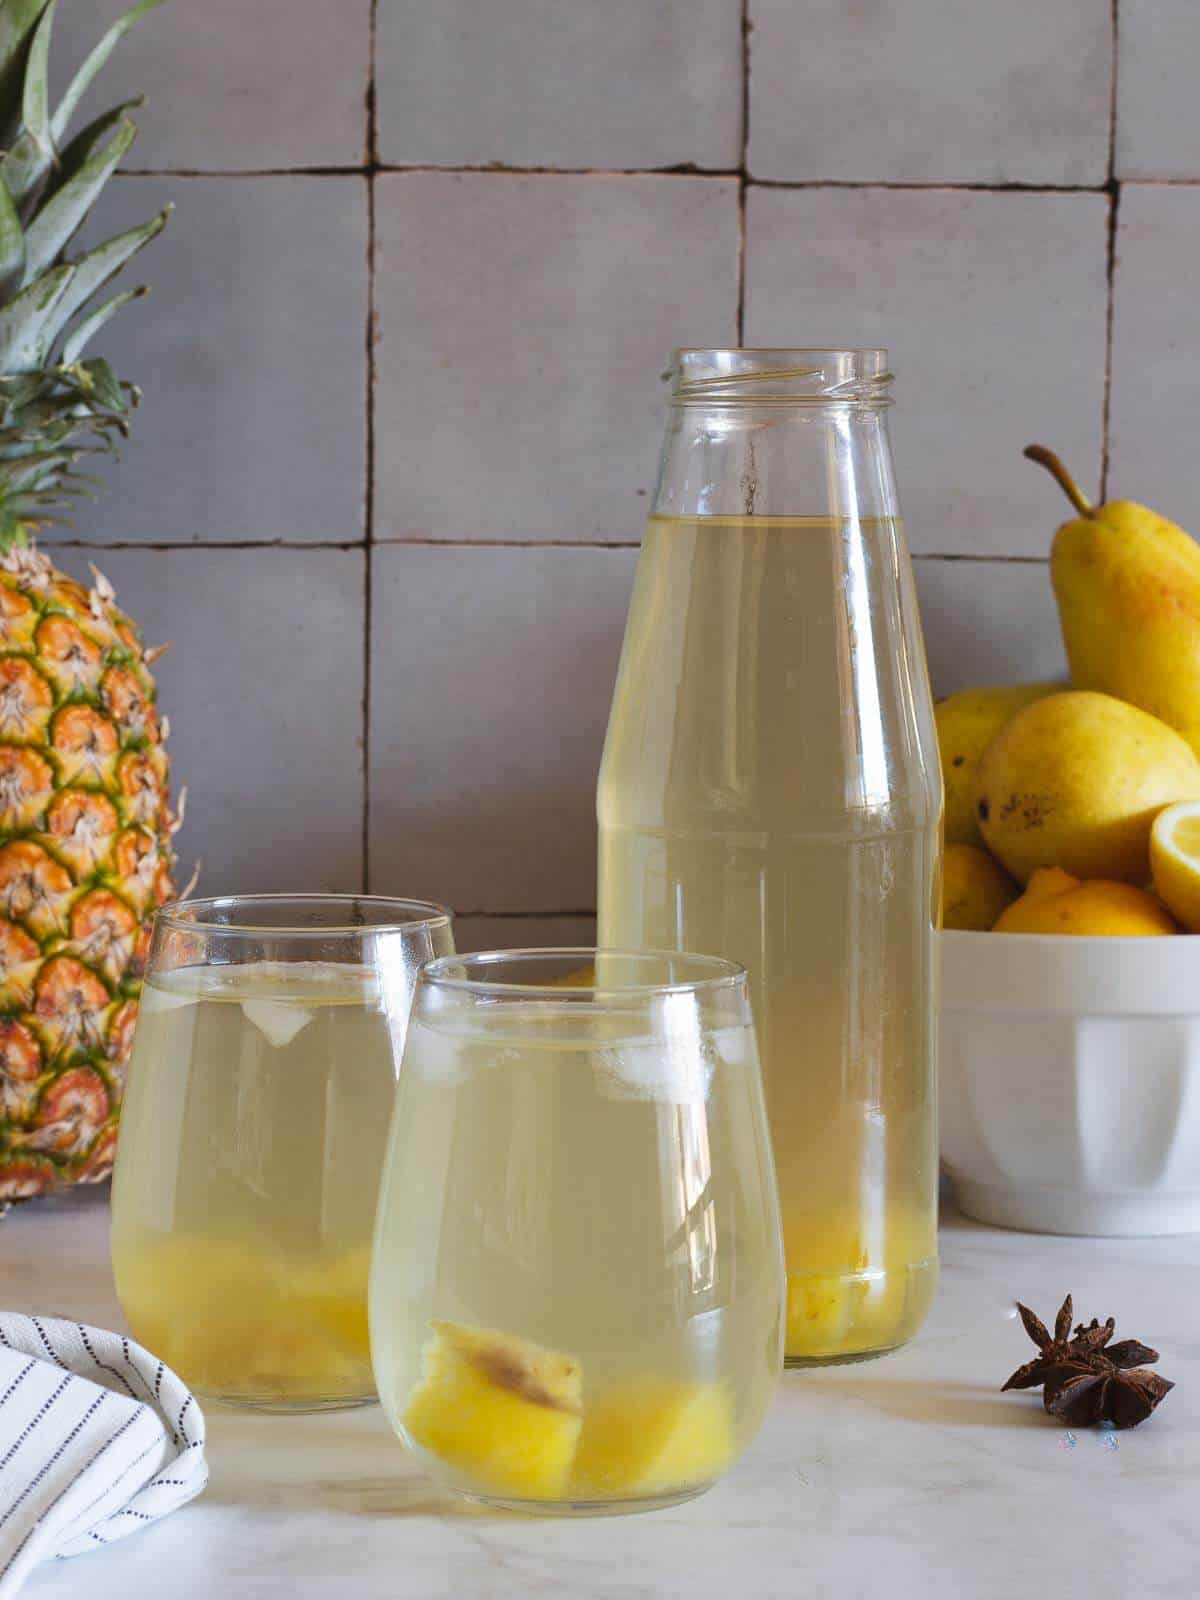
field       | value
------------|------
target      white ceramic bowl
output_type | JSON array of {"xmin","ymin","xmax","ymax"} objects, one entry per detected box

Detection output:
[{"xmin": 939, "ymin": 930, "xmax": 1200, "ymax": 1236}]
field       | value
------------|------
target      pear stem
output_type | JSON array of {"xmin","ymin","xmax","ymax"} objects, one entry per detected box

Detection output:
[{"xmin": 1023, "ymin": 444, "xmax": 1096, "ymax": 518}]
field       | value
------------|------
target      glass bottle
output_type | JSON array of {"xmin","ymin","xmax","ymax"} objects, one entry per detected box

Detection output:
[{"xmin": 597, "ymin": 349, "xmax": 942, "ymax": 1364}]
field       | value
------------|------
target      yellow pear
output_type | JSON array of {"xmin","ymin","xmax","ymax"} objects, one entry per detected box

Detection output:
[
  {"xmin": 973, "ymin": 690, "xmax": 1200, "ymax": 884},
  {"xmin": 1027, "ymin": 445, "xmax": 1200, "ymax": 757},
  {"xmin": 935, "ymin": 682, "xmax": 1061, "ymax": 846},
  {"xmin": 994, "ymin": 866, "xmax": 1179, "ymax": 936},
  {"xmin": 942, "ymin": 842, "xmax": 1020, "ymax": 930}
]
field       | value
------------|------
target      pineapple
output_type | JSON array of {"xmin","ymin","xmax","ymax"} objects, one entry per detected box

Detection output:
[
  {"xmin": 571, "ymin": 1376, "xmax": 734, "ymax": 1498},
  {"xmin": 0, "ymin": 0, "xmax": 178, "ymax": 1203},
  {"xmin": 783, "ymin": 1212, "xmax": 918, "ymax": 1358},
  {"xmin": 402, "ymin": 1321, "xmax": 584, "ymax": 1500},
  {"xmin": 117, "ymin": 1238, "xmax": 374, "ymax": 1400}
]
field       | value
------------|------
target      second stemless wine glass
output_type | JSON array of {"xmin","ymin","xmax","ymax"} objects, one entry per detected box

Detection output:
[
  {"xmin": 111, "ymin": 894, "xmax": 454, "ymax": 1412},
  {"xmin": 370, "ymin": 949, "xmax": 784, "ymax": 1516}
]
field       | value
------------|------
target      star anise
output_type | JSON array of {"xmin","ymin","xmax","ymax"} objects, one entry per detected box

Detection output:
[
  {"xmin": 1002, "ymin": 1295, "xmax": 1174, "ymax": 1430},
  {"xmin": 1001, "ymin": 1295, "xmax": 1095, "ymax": 1391}
]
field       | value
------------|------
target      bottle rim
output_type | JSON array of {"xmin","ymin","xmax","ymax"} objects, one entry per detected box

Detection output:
[{"xmin": 668, "ymin": 348, "xmax": 893, "ymax": 406}]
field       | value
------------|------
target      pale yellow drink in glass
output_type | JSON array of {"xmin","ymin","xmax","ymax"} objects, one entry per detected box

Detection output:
[
  {"xmin": 370, "ymin": 976, "xmax": 783, "ymax": 1512},
  {"xmin": 111, "ymin": 961, "xmax": 397, "ymax": 1408},
  {"xmin": 599, "ymin": 515, "xmax": 939, "ymax": 1364}
]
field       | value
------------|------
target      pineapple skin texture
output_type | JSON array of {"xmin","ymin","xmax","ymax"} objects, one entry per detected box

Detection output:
[
  {"xmin": 402, "ymin": 1322, "xmax": 583, "ymax": 1501},
  {"xmin": 0, "ymin": 551, "xmax": 176, "ymax": 1202}
]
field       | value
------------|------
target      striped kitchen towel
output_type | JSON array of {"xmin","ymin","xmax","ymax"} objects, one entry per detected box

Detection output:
[{"xmin": 0, "ymin": 1314, "xmax": 207, "ymax": 1597}]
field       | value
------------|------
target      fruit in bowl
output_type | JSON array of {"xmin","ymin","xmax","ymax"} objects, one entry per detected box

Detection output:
[
  {"xmin": 936, "ymin": 682, "xmax": 1059, "ymax": 849},
  {"xmin": 938, "ymin": 446, "xmax": 1200, "ymax": 937},
  {"xmin": 1149, "ymin": 801, "xmax": 1200, "ymax": 933},
  {"xmin": 937, "ymin": 449, "xmax": 1200, "ymax": 1234},
  {"xmin": 974, "ymin": 691, "xmax": 1200, "ymax": 886},
  {"xmin": 1030, "ymin": 443, "xmax": 1200, "ymax": 758},
  {"xmin": 941, "ymin": 844, "xmax": 1018, "ymax": 932},
  {"xmin": 992, "ymin": 868, "xmax": 1179, "ymax": 936}
]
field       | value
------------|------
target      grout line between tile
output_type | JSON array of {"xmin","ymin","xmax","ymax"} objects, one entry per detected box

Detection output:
[
  {"xmin": 1108, "ymin": 0, "xmax": 1121, "ymax": 182},
  {"xmin": 115, "ymin": 168, "xmax": 1200, "ymax": 192},
  {"xmin": 362, "ymin": 0, "xmax": 379, "ymax": 895},
  {"xmin": 379, "ymin": 162, "xmax": 742, "ymax": 179},
  {"xmin": 118, "ymin": 166, "xmax": 374, "ymax": 179},
  {"xmin": 373, "ymin": 538, "xmax": 643, "ymax": 550},
  {"xmin": 747, "ymin": 177, "xmax": 1114, "ymax": 195},
  {"xmin": 1100, "ymin": 0, "xmax": 1121, "ymax": 501},
  {"xmin": 912, "ymin": 554, "xmax": 1048, "ymax": 566},
  {"xmin": 735, "ymin": 188, "xmax": 747, "ymax": 343},
  {"xmin": 118, "ymin": 164, "xmax": 744, "ymax": 180},
  {"xmin": 361, "ymin": 537, "xmax": 374, "ymax": 869},
  {"xmin": 1100, "ymin": 198, "xmax": 1120, "ymax": 500},
  {"xmin": 454, "ymin": 910, "xmax": 598, "ymax": 921},
  {"xmin": 43, "ymin": 542, "xmax": 1050, "ymax": 559},
  {"xmin": 43, "ymin": 539, "xmax": 368, "ymax": 552},
  {"xmin": 367, "ymin": 0, "xmax": 379, "ymax": 170},
  {"xmin": 736, "ymin": 0, "xmax": 751, "ymax": 342}
]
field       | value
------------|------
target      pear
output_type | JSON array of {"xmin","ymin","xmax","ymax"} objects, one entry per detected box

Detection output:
[
  {"xmin": 973, "ymin": 690, "xmax": 1200, "ymax": 884},
  {"xmin": 1027, "ymin": 445, "xmax": 1200, "ymax": 757},
  {"xmin": 942, "ymin": 842, "xmax": 1020, "ymax": 930},
  {"xmin": 935, "ymin": 682, "xmax": 1061, "ymax": 846}
]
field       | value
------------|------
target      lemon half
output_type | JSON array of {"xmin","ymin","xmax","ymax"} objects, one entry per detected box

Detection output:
[{"xmin": 1150, "ymin": 801, "xmax": 1200, "ymax": 932}]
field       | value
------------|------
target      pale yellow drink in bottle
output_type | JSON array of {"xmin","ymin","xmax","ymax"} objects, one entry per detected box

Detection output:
[{"xmin": 598, "ymin": 352, "xmax": 941, "ymax": 1364}]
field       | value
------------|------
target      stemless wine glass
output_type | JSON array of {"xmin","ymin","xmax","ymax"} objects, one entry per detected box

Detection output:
[
  {"xmin": 370, "ymin": 949, "xmax": 784, "ymax": 1516},
  {"xmin": 111, "ymin": 894, "xmax": 454, "ymax": 1412}
]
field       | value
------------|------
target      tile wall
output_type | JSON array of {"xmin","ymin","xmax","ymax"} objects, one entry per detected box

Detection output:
[{"xmin": 56, "ymin": 3, "xmax": 1191, "ymax": 942}]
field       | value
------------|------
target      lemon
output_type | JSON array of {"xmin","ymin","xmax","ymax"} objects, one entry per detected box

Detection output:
[
  {"xmin": 942, "ymin": 843, "xmax": 1020, "ymax": 930},
  {"xmin": 993, "ymin": 866, "xmax": 1179, "ymax": 936},
  {"xmin": 1150, "ymin": 800, "xmax": 1200, "ymax": 932}
]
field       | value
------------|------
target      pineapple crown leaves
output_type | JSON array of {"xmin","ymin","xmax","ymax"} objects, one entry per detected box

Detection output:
[{"xmin": 0, "ymin": 0, "xmax": 169, "ymax": 550}]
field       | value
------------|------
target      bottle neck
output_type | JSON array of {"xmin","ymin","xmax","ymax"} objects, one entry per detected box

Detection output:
[
  {"xmin": 653, "ymin": 349, "xmax": 900, "ymax": 524},
  {"xmin": 652, "ymin": 404, "xmax": 899, "ymax": 523}
]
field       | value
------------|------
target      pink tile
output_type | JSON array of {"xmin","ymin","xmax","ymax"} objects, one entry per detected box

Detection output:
[
  {"xmin": 746, "ymin": 187, "xmax": 1108, "ymax": 558},
  {"xmin": 374, "ymin": 173, "xmax": 738, "ymax": 542}
]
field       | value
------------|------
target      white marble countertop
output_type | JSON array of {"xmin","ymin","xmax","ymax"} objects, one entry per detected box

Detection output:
[{"xmin": 3, "ymin": 1190, "xmax": 1196, "ymax": 1599}]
